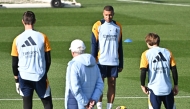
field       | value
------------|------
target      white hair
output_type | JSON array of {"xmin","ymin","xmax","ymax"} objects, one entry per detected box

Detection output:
[{"xmin": 73, "ymin": 47, "xmax": 85, "ymax": 54}]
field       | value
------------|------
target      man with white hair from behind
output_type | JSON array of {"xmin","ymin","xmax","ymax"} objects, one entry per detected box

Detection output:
[{"xmin": 65, "ymin": 39, "xmax": 104, "ymax": 109}]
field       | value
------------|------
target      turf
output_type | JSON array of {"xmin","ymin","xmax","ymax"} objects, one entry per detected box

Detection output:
[{"xmin": 0, "ymin": 0, "xmax": 190, "ymax": 108}]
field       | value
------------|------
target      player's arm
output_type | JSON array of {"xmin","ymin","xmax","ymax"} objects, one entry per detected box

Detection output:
[
  {"xmin": 140, "ymin": 68, "xmax": 148, "ymax": 86},
  {"xmin": 140, "ymin": 68, "xmax": 149, "ymax": 94},
  {"xmin": 12, "ymin": 56, "xmax": 19, "ymax": 80},
  {"xmin": 43, "ymin": 34, "xmax": 51, "ymax": 74},
  {"xmin": 45, "ymin": 51, "xmax": 51, "ymax": 74},
  {"xmin": 171, "ymin": 65, "xmax": 178, "ymax": 96},
  {"xmin": 11, "ymin": 37, "xmax": 20, "ymax": 94},
  {"xmin": 171, "ymin": 65, "xmax": 178, "ymax": 86},
  {"xmin": 170, "ymin": 53, "xmax": 178, "ymax": 86},
  {"xmin": 11, "ymin": 38, "xmax": 19, "ymax": 80},
  {"xmin": 140, "ymin": 51, "xmax": 149, "ymax": 94},
  {"xmin": 91, "ymin": 34, "xmax": 98, "ymax": 58},
  {"xmin": 91, "ymin": 21, "xmax": 100, "ymax": 58},
  {"xmin": 12, "ymin": 56, "xmax": 20, "ymax": 94},
  {"xmin": 118, "ymin": 34, "xmax": 123, "ymax": 69},
  {"xmin": 117, "ymin": 21, "xmax": 123, "ymax": 71},
  {"xmin": 170, "ymin": 51, "xmax": 178, "ymax": 95}
]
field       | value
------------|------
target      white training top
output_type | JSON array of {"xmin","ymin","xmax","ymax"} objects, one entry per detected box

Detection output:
[
  {"xmin": 98, "ymin": 21, "xmax": 121, "ymax": 65},
  {"xmin": 11, "ymin": 29, "xmax": 51, "ymax": 81},
  {"xmin": 140, "ymin": 46, "xmax": 176, "ymax": 95}
]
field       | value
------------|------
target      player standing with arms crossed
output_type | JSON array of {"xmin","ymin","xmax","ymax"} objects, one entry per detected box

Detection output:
[
  {"xmin": 91, "ymin": 5, "xmax": 123, "ymax": 109},
  {"xmin": 140, "ymin": 33, "xmax": 178, "ymax": 109},
  {"xmin": 11, "ymin": 11, "xmax": 53, "ymax": 109}
]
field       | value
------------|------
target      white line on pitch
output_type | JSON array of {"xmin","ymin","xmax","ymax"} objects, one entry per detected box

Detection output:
[
  {"xmin": 1, "ymin": 96, "xmax": 190, "ymax": 101},
  {"xmin": 117, "ymin": 0, "xmax": 190, "ymax": 7}
]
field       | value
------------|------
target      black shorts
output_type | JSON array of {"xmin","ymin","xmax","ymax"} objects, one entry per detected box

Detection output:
[
  {"xmin": 18, "ymin": 74, "xmax": 51, "ymax": 98},
  {"xmin": 98, "ymin": 64, "xmax": 118, "ymax": 78},
  {"xmin": 148, "ymin": 89, "xmax": 176, "ymax": 109}
]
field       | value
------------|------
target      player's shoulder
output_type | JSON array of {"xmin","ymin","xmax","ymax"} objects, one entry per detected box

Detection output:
[
  {"xmin": 35, "ymin": 31, "xmax": 49, "ymax": 39},
  {"xmin": 142, "ymin": 50, "xmax": 149, "ymax": 56},
  {"xmin": 39, "ymin": 31, "xmax": 47, "ymax": 36},
  {"xmin": 31, "ymin": 30, "xmax": 49, "ymax": 41},
  {"xmin": 14, "ymin": 33, "xmax": 21, "ymax": 40},
  {"xmin": 113, "ymin": 20, "xmax": 120, "ymax": 23},
  {"xmin": 164, "ymin": 47, "xmax": 171, "ymax": 52},
  {"xmin": 15, "ymin": 31, "xmax": 26, "ymax": 41},
  {"xmin": 113, "ymin": 20, "xmax": 122, "ymax": 27},
  {"xmin": 163, "ymin": 48, "xmax": 173, "ymax": 56},
  {"xmin": 33, "ymin": 29, "xmax": 44, "ymax": 35},
  {"xmin": 94, "ymin": 20, "xmax": 103, "ymax": 25},
  {"xmin": 92, "ymin": 20, "xmax": 103, "ymax": 29}
]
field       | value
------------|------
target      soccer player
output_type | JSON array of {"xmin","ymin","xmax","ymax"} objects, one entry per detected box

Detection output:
[
  {"xmin": 91, "ymin": 5, "xmax": 123, "ymax": 109},
  {"xmin": 11, "ymin": 11, "xmax": 53, "ymax": 109},
  {"xmin": 65, "ymin": 39, "xmax": 104, "ymax": 109},
  {"xmin": 140, "ymin": 33, "xmax": 179, "ymax": 109}
]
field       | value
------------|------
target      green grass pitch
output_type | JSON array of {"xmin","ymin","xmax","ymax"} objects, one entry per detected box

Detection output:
[{"xmin": 0, "ymin": 0, "xmax": 190, "ymax": 108}]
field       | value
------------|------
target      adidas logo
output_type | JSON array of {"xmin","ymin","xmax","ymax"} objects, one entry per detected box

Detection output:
[
  {"xmin": 22, "ymin": 36, "xmax": 36, "ymax": 47},
  {"xmin": 153, "ymin": 52, "xmax": 167, "ymax": 63}
]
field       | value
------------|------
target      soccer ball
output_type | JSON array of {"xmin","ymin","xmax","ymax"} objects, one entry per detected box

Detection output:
[{"xmin": 116, "ymin": 106, "xmax": 127, "ymax": 109}]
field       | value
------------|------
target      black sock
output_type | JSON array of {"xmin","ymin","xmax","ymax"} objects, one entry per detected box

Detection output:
[
  {"xmin": 41, "ymin": 96, "xmax": 53, "ymax": 109},
  {"xmin": 22, "ymin": 96, "xmax": 33, "ymax": 109}
]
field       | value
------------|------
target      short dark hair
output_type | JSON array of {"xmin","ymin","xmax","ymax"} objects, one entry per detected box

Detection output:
[
  {"xmin": 145, "ymin": 33, "xmax": 160, "ymax": 46},
  {"xmin": 103, "ymin": 5, "xmax": 114, "ymax": 12},
  {"xmin": 22, "ymin": 11, "xmax": 36, "ymax": 25}
]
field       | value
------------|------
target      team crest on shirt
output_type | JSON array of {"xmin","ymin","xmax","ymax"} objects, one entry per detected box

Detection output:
[{"xmin": 110, "ymin": 29, "xmax": 118, "ymax": 33}]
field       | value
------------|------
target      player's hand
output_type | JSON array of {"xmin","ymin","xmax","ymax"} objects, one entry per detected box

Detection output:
[
  {"xmin": 118, "ymin": 68, "xmax": 123, "ymax": 72},
  {"xmin": 15, "ymin": 83, "xmax": 20, "ymax": 94},
  {"xmin": 173, "ymin": 85, "xmax": 178, "ymax": 96},
  {"xmin": 141, "ymin": 85, "xmax": 149, "ymax": 95}
]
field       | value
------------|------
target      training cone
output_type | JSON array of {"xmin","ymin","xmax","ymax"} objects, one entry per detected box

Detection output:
[{"xmin": 124, "ymin": 38, "xmax": 132, "ymax": 43}]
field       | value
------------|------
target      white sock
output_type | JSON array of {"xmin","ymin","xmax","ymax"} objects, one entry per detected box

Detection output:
[
  {"xmin": 107, "ymin": 103, "xmax": 113, "ymax": 109},
  {"xmin": 97, "ymin": 102, "xmax": 102, "ymax": 109}
]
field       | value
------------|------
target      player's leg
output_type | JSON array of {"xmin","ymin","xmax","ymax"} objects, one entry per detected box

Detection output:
[
  {"xmin": 41, "ymin": 95, "xmax": 53, "ymax": 109},
  {"xmin": 96, "ymin": 78, "xmax": 104, "ymax": 109},
  {"xmin": 35, "ymin": 74, "xmax": 53, "ymax": 109},
  {"xmin": 19, "ymin": 75, "xmax": 34, "ymax": 109},
  {"xmin": 22, "ymin": 96, "xmax": 33, "ymax": 109},
  {"xmin": 148, "ymin": 89, "xmax": 161, "ymax": 109},
  {"xmin": 97, "ymin": 77, "xmax": 104, "ymax": 109},
  {"xmin": 98, "ymin": 77, "xmax": 105, "ymax": 102},
  {"xmin": 106, "ymin": 66, "xmax": 118, "ymax": 109},
  {"xmin": 162, "ymin": 90, "xmax": 176, "ymax": 109},
  {"xmin": 96, "ymin": 64, "xmax": 107, "ymax": 109},
  {"xmin": 107, "ymin": 77, "xmax": 116, "ymax": 109},
  {"xmin": 148, "ymin": 93, "xmax": 153, "ymax": 109}
]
